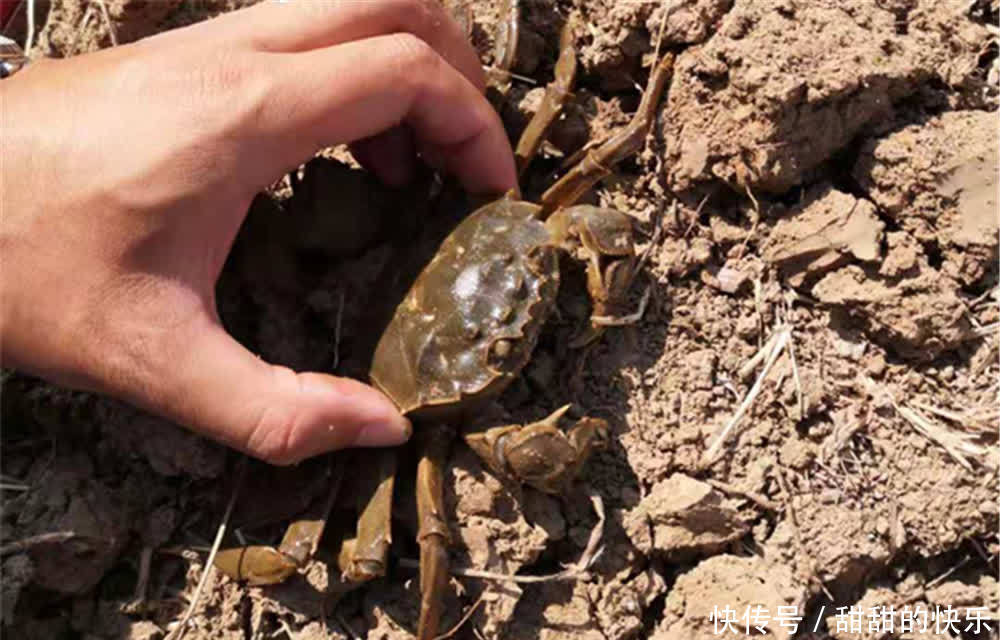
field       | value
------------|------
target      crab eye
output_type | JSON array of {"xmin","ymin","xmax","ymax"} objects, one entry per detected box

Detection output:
[
  {"xmin": 488, "ymin": 337, "xmax": 521, "ymax": 371},
  {"xmin": 463, "ymin": 323, "xmax": 482, "ymax": 340},
  {"xmin": 493, "ymin": 339, "xmax": 512, "ymax": 359}
]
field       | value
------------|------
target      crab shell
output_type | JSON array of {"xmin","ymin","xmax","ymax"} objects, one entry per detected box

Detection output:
[{"xmin": 370, "ymin": 197, "xmax": 559, "ymax": 420}]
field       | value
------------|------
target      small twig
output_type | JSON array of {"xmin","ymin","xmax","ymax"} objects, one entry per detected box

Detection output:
[
  {"xmin": 925, "ymin": 555, "xmax": 971, "ymax": 589},
  {"xmin": 704, "ymin": 326, "xmax": 790, "ymax": 463},
  {"xmin": 898, "ymin": 404, "xmax": 981, "ymax": 470},
  {"xmin": 397, "ymin": 557, "xmax": 597, "ymax": 584},
  {"xmin": 433, "ymin": 590, "xmax": 487, "ymax": 640},
  {"xmin": 734, "ymin": 184, "xmax": 761, "ymax": 260},
  {"xmin": 400, "ymin": 492, "xmax": 605, "ymax": 585},
  {"xmin": 775, "ymin": 467, "xmax": 834, "ymax": 600},
  {"xmin": 333, "ymin": 612, "xmax": 360, "ymax": 640},
  {"xmin": 0, "ymin": 482, "xmax": 30, "ymax": 491},
  {"xmin": 24, "ymin": 0, "xmax": 35, "ymax": 55},
  {"xmin": 332, "ymin": 288, "xmax": 345, "ymax": 371},
  {"xmin": 70, "ymin": 4, "xmax": 95, "ymax": 55},
  {"xmin": 481, "ymin": 64, "xmax": 538, "ymax": 85},
  {"xmin": 972, "ymin": 321, "xmax": 999, "ymax": 338},
  {"xmin": 1, "ymin": 1, "xmax": 26, "ymax": 37},
  {"xmin": 969, "ymin": 538, "xmax": 991, "ymax": 563},
  {"xmin": 774, "ymin": 468, "xmax": 798, "ymax": 526},
  {"xmin": 278, "ymin": 619, "xmax": 298, "ymax": 640},
  {"xmin": 753, "ymin": 278, "xmax": 765, "ymax": 349},
  {"xmin": 738, "ymin": 328, "xmax": 781, "ymax": 380},
  {"xmin": 168, "ymin": 457, "xmax": 248, "ymax": 640},
  {"xmin": 821, "ymin": 409, "xmax": 865, "ymax": 464},
  {"xmin": 634, "ymin": 199, "xmax": 669, "ymax": 276},
  {"xmin": 94, "ymin": 0, "xmax": 117, "ymax": 46},
  {"xmin": 683, "ymin": 193, "xmax": 709, "ymax": 238},
  {"xmin": 967, "ymin": 285, "xmax": 998, "ymax": 310},
  {"xmin": 592, "ymin": 286, "xmax": 651, "ymax": 327},
  {"xmin": 0, "ymin": 531, "xmax": 103, "ymax": 556},
  {"xmin": 706, "ymin": 479, "xmax": 780, "ymax": 512},
  {"xmin": 786, "ymin": 325, "xmax": 805, "ymax": 421},
  {"xmin": 121, "ymin": 546, "xmax": 154, "ymax": 614},
  {"xmin": 651, "ymin": 0, "xmax": 670, "ymax": 69}
]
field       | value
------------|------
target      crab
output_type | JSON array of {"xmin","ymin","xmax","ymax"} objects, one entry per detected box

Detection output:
[{"xmin": 214, "ymin": 14, "xmax": 675, "ymax": 640}]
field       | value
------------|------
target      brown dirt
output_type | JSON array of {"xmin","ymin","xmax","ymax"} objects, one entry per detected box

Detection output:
[{"xmin": 2, "ymin": 1, "xmax": 998, "ymax": 639}]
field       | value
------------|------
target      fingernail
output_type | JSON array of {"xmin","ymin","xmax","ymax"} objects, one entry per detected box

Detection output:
[{"xmin": 352, "ymin": 416, "xmax": 412, "ymax": 447}]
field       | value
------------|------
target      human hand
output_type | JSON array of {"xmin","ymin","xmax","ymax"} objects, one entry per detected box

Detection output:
[{"xmin": 0, "ymin": 0, "xmax": 517, "ymax": 464}]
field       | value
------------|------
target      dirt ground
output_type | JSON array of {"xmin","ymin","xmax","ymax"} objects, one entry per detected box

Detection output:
[{"xmin": 2, "ymin": 1, "xmax": 999, "ymax": 639}]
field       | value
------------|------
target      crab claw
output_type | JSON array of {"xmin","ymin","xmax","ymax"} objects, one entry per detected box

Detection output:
[
  {"xmin": 214, "ymin": 546, "xmax": 299, "ymax": 586},
  {"xmin": 465, "ymin": 405, "xmax": 609, "ymax": 494}
]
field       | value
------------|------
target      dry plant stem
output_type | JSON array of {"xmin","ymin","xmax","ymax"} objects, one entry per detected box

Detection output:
[
  {"xmin": 894, "ymin": 403, "xmax": 984, "ymax": 471},
  {"xmin": 127, "ymin": 546, "xmax": 154, "ymax": 612},
  {"xmin": 734, "ymin": 185, "xmax": 761, "ymax": 260},
  {"xmin": 634, "ymin": 199, "xmax": 669, "ymax": 276},
  {"xmin": 925, "ymin": 555, "xmax": 971, "ymax": 589},
  {"xmin": 738, "ymin": 328, "xmax": 781, "ymax": 380},
  {"xmin": 967, "ymin": 285, "xmax": 998, "ymax": 310},
  {"xmin": 539, "ymin": 53, "xmax": 675, "ymax": 215},
  {"xmin": 866, "ymin": 375, "xmax": 994, "ymax": 471},
  {"xmin": 433, "ymin": 591, "xmax": 487, "ymax": 640},
  {"xmin": 95, "ymin": 0, "xmax": 118, "ymax": 46},
  {"xmin": 0, "ymin": 531, "xmax": 103, "ymax": 556},
  {"xmin": 821, "ymin": 411, "xmax": 865, "ymax": 464},
  {"xmin": 704, "ymin": 326, "xmax": 790, "ymax": 463},
  {"xmin": 972, "ymin": 321, "xmax": 999, "ymax": 338},
  {"xmin": 911, "ymin": 401, "xmax": 999, "ymax": 434},
  {"xmin": 308, "ymin": 458, "xmax": 345, "ymax": 561},
  {"xmin": 651, "ymin": 0, "xmax": 669, "ymax": 66},
  {"xmin": 168, "ymin": 456, "xmax": 247, "ymax": 640},
  {"xmin": 482, "ymin": 64, "xmax": 537, "ymax": 85},
  {"xmin": 278, "ymin": 619, "xmax": 298, "ymax": 640},
  {"xmin": 706, "ymin": 479, "xmax": 781, "ymax": 512},
  {"xmin": 24, "ymin": 0, "xmax": 35, "ymax": 54},
  {"xmin": 969, "ymin": 538, "xmax": 991, "ymax": 563},
  {"xmin": 775, "ymin": 467, "xmax": 834, "ymax": 600},
  {"xmin": 591, "ymin": 286, "xmax": 651, "ymax": 326},
  {"xmin": 335, "ymin": 612, "xmax": 362, "ymax": 640},
  {"xmin": 494, "ymin": 0, "xmax": 519, "ymax": 72},
  {"xmin": 401, "ymin": 491, "xmax": 606, "ymax": 585},
  {"xmin": 1, "ymin": 2, "xmax": 24, "ymax": 36},
  {"xmin": 332, "ymin": 289, "xmax": 345, "ymax": 371},
  {"xmin": 787, "ymin": 326, "xmax": 805, "ymax": 421},
  {"xmin": 70, "ymin": 4, "xmax": 95, "ymax": 56}
]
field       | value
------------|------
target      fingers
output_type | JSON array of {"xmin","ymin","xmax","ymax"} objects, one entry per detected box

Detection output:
[
  {"xmin": 260, "ymin": 34, "xmax": 516, "ymax": 194},
  {"xmin": 159, "ymin": 321, "xmax": 411, "ymax": 465},
  {"xmin": 201, "ymin": 0, "xmax": 485, "ymax": 91},
  {"xmin": 350, "ymin": 126, "xmax": 416, "ymax": 187}
]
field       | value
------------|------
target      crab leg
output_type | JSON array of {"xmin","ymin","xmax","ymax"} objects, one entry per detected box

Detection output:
[
  {"xmin": 344, "ymin": 448, "xmax": 397, "ymax": 582},
  {"xmin": 538, "ymin": 53, "xmax": 675, "ymax": 215},
  {"xmin": 415, "ymin": 424, "xmax": 453, "ymax": 640},
  {"xmin": 213, "ymin": 462, "xmax": 343, "ymax": 585},
  {"xmin": 513, "ymin": 16, "xmax": 578, "ymax": 176},
  {"xmin": 493, "ymin": 0, "xmax": 520, "ymax": 73}
]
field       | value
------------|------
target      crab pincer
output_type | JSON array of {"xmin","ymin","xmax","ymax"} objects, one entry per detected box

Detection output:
[{"xmin": 214, "ymin": 17, "xmax": 676, "ymax": 640}]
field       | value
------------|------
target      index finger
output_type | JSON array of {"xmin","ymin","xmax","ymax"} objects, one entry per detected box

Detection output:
[
  {"xmin": 257, "ymin": 34, "xmax": 516, "ymax": 195},
  {"xmin": 183, "ymin": 0, "xmax": 487, "ymax": 93}
]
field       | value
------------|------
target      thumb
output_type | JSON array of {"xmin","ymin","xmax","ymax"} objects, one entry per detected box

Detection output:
[{"xmin": 151, "ymin": 320, "xmax": 411, "ymax": 465}]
